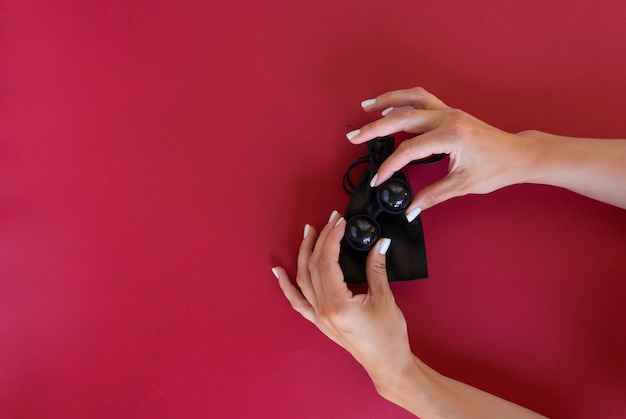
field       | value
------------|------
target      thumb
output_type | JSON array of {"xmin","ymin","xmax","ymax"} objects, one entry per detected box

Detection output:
[
  {"xmin": 365, "ymin": 238, "xmax": 393, "ymax": 297},
  {"xmin": 410, "ymin": 173, "xmax": 463, "ymax": 213}
]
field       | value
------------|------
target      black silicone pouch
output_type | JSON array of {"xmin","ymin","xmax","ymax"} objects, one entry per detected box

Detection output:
[{"xmin": 339, "ymin": 136, "xmax": 428, "ymax": 283}]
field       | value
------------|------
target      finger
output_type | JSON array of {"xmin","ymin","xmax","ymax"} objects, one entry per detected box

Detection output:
[
  {"xmin": 361, "ymin": 86, "xmax": 449, "ymax": 114},
  {"xmin": 274, "ymin": 266, "xmax": 316, "ymax": 323},
  {"xmin": 296, "ymin": 224, "xmax": 319, "ymax": 307},
  {"xmin": 315, "ymin": 216, "xmax": 351, "ymax": 301},
  {"xmin": 308, "ymin": 210, "xmax": 342, "ymax": 298},
  {"xmin": 365, "ymin": 238, "xmax": 393, "ymax": 299},
  {"xmin": 347, "ymin": 108, "xmax": 445, "ymax": 144},
  {"xmin": 409, "ymin": 173, "xmax": 465, "ymax": 213},
  {"xmin": 373, "ymin": 131, "xmax": 454, "ymax": 186}
]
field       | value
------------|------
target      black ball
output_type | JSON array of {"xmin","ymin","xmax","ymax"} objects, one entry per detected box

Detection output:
[
  {"xmin": 379, "ymin": 180, "xmax": 411, "ymax": 212},
  {"xmin": 346, "ymin": 216, "xmax": 379, "ymax": 250}
]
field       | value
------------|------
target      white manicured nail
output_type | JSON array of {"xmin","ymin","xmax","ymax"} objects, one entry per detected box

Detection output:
[
  {"xmin": 334, "ymin": 217, "xmax": 344, "ymax": 227},
  {"xmin": 272, "ymin": 267, "xmax": 280, "ymax": 279},
  {"xmin": 378, "ymin": 238, "xmax": 391, "ymax": 255},
  {"xmin": 406, "ymin": 207, "xmax": 422, "ymax": 223},
  {"xmin": 328, "ymin": 210, "xmax": 338, "ymax": 223},
  {"xmin": 361, "ymin": 98, "xmax": 376, "ymax": 108},
  {"xmin": 303, "ymin": 224, "xmax": 310, "ymax": 239},
  {"xmin": 382, "ymin": 107, "xmax": 394, "ymax": 116},
  {"xmin": 369, "ymin": 173, "xmax": 378, "ymax": 188},
  {"xmin": 346, "ymin": 129, "xmax": 360, "ymax": 140}
]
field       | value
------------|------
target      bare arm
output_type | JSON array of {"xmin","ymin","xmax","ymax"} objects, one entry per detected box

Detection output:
[
  {"xmin": 376, "ymin": 353, "xmax": 545, "ymax": 419},
  {"xmin": 519, "ymin": 130, "xmax": 626, "ymax": 209}
]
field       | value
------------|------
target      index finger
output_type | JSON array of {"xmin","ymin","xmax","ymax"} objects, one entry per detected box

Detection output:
[
  {"xmin": 373, "ymin": 130, "xmax": 453, "ymax": 187},
  {"xmin": 311, "ymin": 215, "xmax": 352, "ymax": 302},
  {"xmin": 347, "ymin": 108, "xmax": 445, "ymax": 144},
  {"xmin": 362, "ymin": 86, "xmax": 449, "ymax": 113}
]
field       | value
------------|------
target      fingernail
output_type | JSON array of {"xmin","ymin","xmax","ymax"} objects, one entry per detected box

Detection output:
[
  {"xmin": 378, "ymin": 238, "xmax": 391, "ymax": 255},
  {"xmin": 346, "ymin": 129, "xmax": 360, "ymax": 141},
  {"xmin": 334, "ymin": 217, "xmax": 344, "ymax": 228},
  {"xmin": 369, "ymin": 173, "xmax": 378, "ymax": 188},
  {"xmin": 382, "ymin": 107, "xmax": 394, "ymax": 116},
  {"xmin": 406, "ymin": 207, "xmax": 422, "ymax": 223},
  {"xmin": 328, "ymin": 210, "xmax": 338, "ymax": 223},
  {"xmin": 272, "ymin": 267, "xmax": 280, "ymax": 279},
  {"xmin": 361, "ymin": 98, "xmax": 376, "ymax": 108},
  {"xmin": 303, "ymin": 224, "xmax": 310, "ymax": 239}
]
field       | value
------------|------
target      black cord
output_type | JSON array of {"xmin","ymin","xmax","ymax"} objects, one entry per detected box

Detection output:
[
  {"xmin": 342, "ymin": 155, "xmax": 370, "ymax": 194},
  {"xmin": 342, "ymin": 152, "xmax": 447, "ymax": 195}
]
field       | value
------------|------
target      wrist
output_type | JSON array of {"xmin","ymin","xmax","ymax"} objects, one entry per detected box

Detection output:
[
  {"xmin": 515, "ymin": 129, "xmax": 583, "ymax": 187},
  {"xmin": 511, "ymin": 130, "xmax": 548, "ymax": 185},
  {"xmin": 368, "ymin": 353, "xmax": 429, "ymax": 402}
]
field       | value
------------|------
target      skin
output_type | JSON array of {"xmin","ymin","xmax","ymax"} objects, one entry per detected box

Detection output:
[
  {"xmin": 274, "ymin": 87, "xmax": 626, "ymax": 418},
  {"xmin": 351, "ymin": 87, "xmax": 626, "ymax": 213}
]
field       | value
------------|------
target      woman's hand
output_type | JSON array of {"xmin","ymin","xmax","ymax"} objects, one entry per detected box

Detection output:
[
  {"xmin": 273, "ymin": 211, "xmax": 417, "ymax": 389},
  {"xmin": 348, "ymin": 87, "xmax": 537, "ymax": 216},
  {"xmin": 274, "ymin": 210, "xmax": 548, "ymax": 419}
]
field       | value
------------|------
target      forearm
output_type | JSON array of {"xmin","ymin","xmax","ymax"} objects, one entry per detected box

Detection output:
[
  {"xmin": 518, "ymin": 131, "xmax": 626, "ymax": 209},
  {"xmin": 373, "ymin": 355, "xmax": 547, "ymax": 419}
]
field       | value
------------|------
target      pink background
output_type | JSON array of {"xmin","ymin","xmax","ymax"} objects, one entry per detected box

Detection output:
[{"xmin": 1, "ymin": 1, "xmax": 625, "ymax": 417}]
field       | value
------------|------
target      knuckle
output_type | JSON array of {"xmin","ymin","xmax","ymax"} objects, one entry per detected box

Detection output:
[
  {"xmin": 395, "ymin": 138, "xmax": 409, "ymax": 153},
  {"xmin": 446, "ymin": 107, "xmax": 466, "ymax": 120},
  {"xmin": 317, "ymin": 258, "xmax": 335, "ymax": 275},
  {"xmin": 395, "ymin": 138, "xmax": 418, "ymax": 163},
  {"xmin": 317, "ymin": 249, "xmax": 337, "ymax": 269},
  {"xmin": 394, "ymin": 108, "xmax": 416, "ymax": 123},
  {"xmin": 372, "ymin": 260, "xmax": 387, "ymax": 274},
  {"xmin": 443, "ymin": 110, "xmax": 470, "ymax": 138},
  {"xmin": 291, "ymin": 301, "xmax": 310, "ymax": 315},
  {"xmin": 315, "ymin": 303, "xmax": 331, "ymax": 319},
  {"xmin": 315, "ymin": 305, "xmax": 328, "ymax": 318},
  {"xmin": 518, "ymin": 129, "xmax": 541, "ymax": 138},
  {"xmin": 297, "ymin": 253, "xmax": 309, "ymax": 269},
  {"xmin": 317, "ymin": 301, "xmax": 346, "ymax": 321},
  {"xmin": 324, "ymin": 306, "xmax": 350, "ymax": 328},
  {"xmin": 395, "ymin": 138, "xmax": 414, "ymax": 155},
  {"xmin": 409, "ymin": 86, "xmax": 427, "ymax": 98},
  {"xmin": 295, "ymin": 274, "xmax": 306, "ymax": 288}
]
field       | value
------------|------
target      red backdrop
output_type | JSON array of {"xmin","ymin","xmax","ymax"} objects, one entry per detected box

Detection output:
[{"xmin": 1, "ymin": 1, "xmax": 625, "ymax": 418}]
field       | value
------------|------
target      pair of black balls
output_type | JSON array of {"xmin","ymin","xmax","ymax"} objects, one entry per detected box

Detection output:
[{"xmin": 345, "ymin": 179, "xmax": 412, "ymax": 251}]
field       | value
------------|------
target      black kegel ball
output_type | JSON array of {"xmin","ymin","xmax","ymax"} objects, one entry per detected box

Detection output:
[
  {"xmin": 345, "ymin": 215, "xmax": 379, "ymax": 250},
  {"xmin": 378, "ymin": 180, "xmax": 411, "ymax": 213}
]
